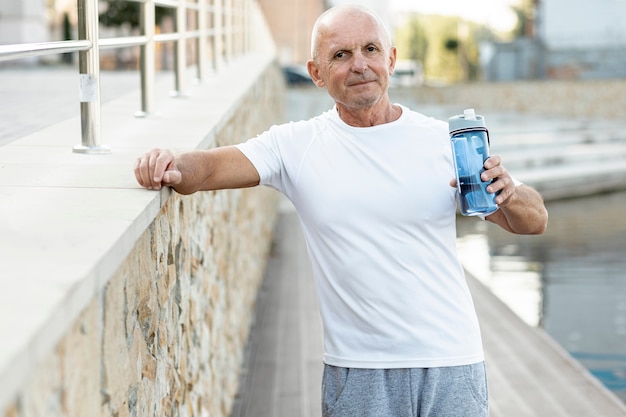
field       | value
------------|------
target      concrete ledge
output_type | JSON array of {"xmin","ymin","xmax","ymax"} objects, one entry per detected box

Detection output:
[{"xmin": 0, "ymin": 49, "xmax": 279, "ymax": 413}]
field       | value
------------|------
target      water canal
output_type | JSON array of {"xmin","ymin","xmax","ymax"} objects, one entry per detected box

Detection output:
[{"xmin": 457, "ymin": 190, "xmax": 626, "ymax": 403}]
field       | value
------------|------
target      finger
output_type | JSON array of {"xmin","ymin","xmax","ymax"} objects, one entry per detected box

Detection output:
[
  {"xmin": 133, "ymin": 157, "xmax": 145, "ymax": 186},
  {"xmin": 482, "ymin": 158, "xmax": 508, "ymax": 182},
  {"xmin": 482, "ymin": 166, "xmax": 505, "ymax": 182},
  {"xmin": 495, "ymin": 184, "xmax": 513, "ymax": 205},
  {"xmin": 135, "ymin": 149, "xmax": 166, "ymax": 190},
  {"xmin": 149, "ymin": 148, "xmax": 176, "ymax": 189},
  {"xmin": 147, "ymin": 149, "xmax": 163, "ymax": 189},
  {"xmin": 490, "ymin": 176, "xmax": 514, "ymax": 205},
  {"xmin": 487, "ymin": 174, "xmax": 507, "ymax": 192},
  {"xmin": 163, "ymin": 169, "xmax": 182, "ymax": 185},
  {"xmin": 153, "ymin": 149, "xmax": 174, "ymax": 184},
  {"xmin": 484, "ymin": 154, "xmax": 501, "ymax": 170},
  {"xmin": 135, "ymin": 155, "xmax": 153, "ymax": 188}
]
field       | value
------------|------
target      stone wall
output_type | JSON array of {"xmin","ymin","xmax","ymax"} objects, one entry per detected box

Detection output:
[
  {"xmin": 3, "ymin": 65, "xmax": 284, "ymax": 417},
  {"xmin": 411, "ymin": 79, "xmax": 626, "ymax": 120}
]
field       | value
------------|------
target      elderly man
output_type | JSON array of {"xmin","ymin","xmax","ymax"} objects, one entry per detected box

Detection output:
[{"xmin": 135, "ymin": 4, "xmax": 548, "ymax": 416}]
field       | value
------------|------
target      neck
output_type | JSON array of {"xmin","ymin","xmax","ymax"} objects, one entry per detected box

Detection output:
[{"xmin": 336, "ymin": 99, "xmax": 401, "ymax": 127}]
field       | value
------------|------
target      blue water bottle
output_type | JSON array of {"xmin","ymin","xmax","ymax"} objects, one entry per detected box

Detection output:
[{"xmin": 448, "ymin": 109, "xmax": 498, "ymax": 216}]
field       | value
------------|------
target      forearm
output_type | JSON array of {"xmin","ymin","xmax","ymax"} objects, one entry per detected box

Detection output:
[
  {"xmin": 172, "ymin": 146, "xmax": 260, "ymax": 194},
  {"xmin": 487, "ymin": 185, "xmax": 548, "ymax": 234}
]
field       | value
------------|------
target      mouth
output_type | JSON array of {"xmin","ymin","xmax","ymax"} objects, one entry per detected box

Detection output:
[{"xmin": 347, "ymin": 78, "xmax": 376, "ymax": 87}]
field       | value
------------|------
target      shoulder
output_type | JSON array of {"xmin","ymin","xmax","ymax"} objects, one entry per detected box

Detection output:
[
  {"xmin": 397, "ymin": 105, "xmax": 448, "ymax": 134},
  {"xmin": 399, "ymin": 105, "xmax": 446, "ymax": 124},
  {"xmin": 269, "ymin": 108, "xmax": 335, "ymax": 137},
  {"xmin": 242, "ymin": 108, "xmax": 335, "ymax": 157}
]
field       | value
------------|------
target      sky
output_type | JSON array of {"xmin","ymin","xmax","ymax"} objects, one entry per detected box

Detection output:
[{"xmin": 389, "ymin": 0, "xmax": 520, "ymax": 32}]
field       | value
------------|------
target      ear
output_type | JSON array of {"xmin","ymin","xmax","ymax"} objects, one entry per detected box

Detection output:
[
  {"xmin": 307, "ymin": 60, "xmax": 326, "ymax": 88},
  {"xmin": 388, "ymin": 46, "xmax": 397, "ymax": 76}
]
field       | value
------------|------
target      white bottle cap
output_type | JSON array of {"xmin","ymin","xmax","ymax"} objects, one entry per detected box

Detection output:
[
  {"xmin": 464, "ymin": 108, "xmax": 476, "ymax": 120},
  {"xmin": 448, "ymin": 109, "xmax": 486, "ymax": 134}
]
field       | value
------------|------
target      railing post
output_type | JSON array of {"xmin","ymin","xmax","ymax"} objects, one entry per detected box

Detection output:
[
  {"xmin": 233, "ymin": 0, "xmax": 240, "ymax": 57},
  {"xmin": 213, "ymin": 0, "xmax": 223, "ymax": 71},
  {"xmin": 244, "ymin": 0, "xmax": 251, "ymax": 54},
  {"xmin": 224, "ymin": 0, "xmax": 232, "ymax": 63},
  {"xmin": 197, "ymin": 0, "xmax": 208, "ymax": 81},
  {"xmin": 73, "ymin": 0, "xmax": 110, "ymax": 154},
  {"xmin": 136, "ymin": 0, "xmax": 156, "ymax": 117},
  {"xmin": 239, "ymin": 0, "xmax": 245, "ymax": 56},
  {"xmin": 173, "ymin": 0, "xmax": 187, "ymax": 96}
]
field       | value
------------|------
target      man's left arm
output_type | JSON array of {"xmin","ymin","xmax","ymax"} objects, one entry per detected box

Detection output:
[{"xmin": 483, "ymin": 155, "xmax": 549, "ymax": 235}]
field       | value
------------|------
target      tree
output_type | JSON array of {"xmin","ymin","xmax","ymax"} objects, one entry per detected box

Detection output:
[
  {"xmin": 98, "ymin": 0, "xmax": 175, "ymax": 69},
  {"xmin": 444, "ymin": 38, "xmax": 459, "ymax": 52},
  {"xmin": 394, "ymin": 13, "xmax": 500, "ymax": 83},
  {"xmin": 99, "ymin": 0, "xmax": 172, "ymax": 30},
  {"xmin": 510, "ymin": 0, "xmax": 537, "ymax": 38},
  {"xmin": 406, "ymin": 20, "xmax": 429, "ymax": 75}
]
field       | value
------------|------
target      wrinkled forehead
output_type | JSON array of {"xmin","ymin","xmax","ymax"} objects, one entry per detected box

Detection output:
[
  {"xmin": 324, "ymin": 17, "xmax": 381, "ymax": 46},
  {"xmin": 312, "ymin": 8, "xmax": 391, "ymax": 57},
  {"xmin": 322, "ymin": 7, "xmax": 378, "ymax": 28}
]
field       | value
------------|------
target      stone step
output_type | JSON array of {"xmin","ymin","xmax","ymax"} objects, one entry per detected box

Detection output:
[
  {"xmin": 498, "ymin": 142, "xmax": 626, "ymax": 172},
  {"xmin": 514, "ymin": 159, "xmax": 626, "ymax": 200},
  {"xmin": 492, "ymin": 129, "xmax": 626, "ymax": 150}
]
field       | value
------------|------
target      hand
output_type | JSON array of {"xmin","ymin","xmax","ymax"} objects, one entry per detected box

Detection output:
[
  {"xmin": 448, "ymin": 155, "xmax": 516, "ymax": 206},
  {"xmin": 448, "ymin": 155, "xmax": 547, "ymax": 234},
  {"xmin": 481, "ymin": 154, "xmax": 548, "ymax": 234},
  {"xmin": 134, "ymin": 148, "xmax": 182, "ymax": 190},
  {"xmin": 481, "ymin": 154, "xmax": 516, "ymax": 207}
]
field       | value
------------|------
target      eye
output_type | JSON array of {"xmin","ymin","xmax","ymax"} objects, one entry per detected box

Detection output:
[
  {"xmin": 334, "ymin": 51, "xmax": 346, "ymax": 59},
  {"xmin": 366, "ymin": 45, "xmax": 378, "ymax": 53}
]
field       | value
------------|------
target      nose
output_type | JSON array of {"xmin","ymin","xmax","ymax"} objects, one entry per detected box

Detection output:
[{"xmin": 351, "ymin": 51, "xmax": 368, "ymax": 73}]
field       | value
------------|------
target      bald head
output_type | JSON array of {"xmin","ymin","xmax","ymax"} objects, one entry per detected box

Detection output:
[{"xmin": 310, "ymin": 5, "xmax": 392, "ymax": 62}]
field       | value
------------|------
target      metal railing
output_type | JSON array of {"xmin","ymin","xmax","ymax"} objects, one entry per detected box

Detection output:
[{"xmin": 0, "ymin": 0, "xmax": 253, "ymax": 154}]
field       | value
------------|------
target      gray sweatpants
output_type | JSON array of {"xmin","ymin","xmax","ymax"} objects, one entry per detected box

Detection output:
[{"xmin": 321, "ymin": 362, "xmax": 489, "ymax": 417}]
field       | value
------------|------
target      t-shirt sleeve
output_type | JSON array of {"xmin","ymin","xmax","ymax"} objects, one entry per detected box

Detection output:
[{"xmin": 235, "ymin": 125, "xmax": 285, "ymax": 191}]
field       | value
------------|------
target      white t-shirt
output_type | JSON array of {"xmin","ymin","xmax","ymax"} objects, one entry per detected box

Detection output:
[{"xmin": 236, "ymin": 105, "xmax": 484, "ymax": 368}]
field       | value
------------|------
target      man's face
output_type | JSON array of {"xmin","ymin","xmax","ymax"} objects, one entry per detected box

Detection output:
[{"xmin": 307, "ymin": 11, "xmax": 396, "ymax": 111}]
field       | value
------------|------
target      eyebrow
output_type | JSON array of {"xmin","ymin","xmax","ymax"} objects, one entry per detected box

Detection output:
[{"xmin": 328, "ymin": 40, "xmax": 382, "ymax": 53}]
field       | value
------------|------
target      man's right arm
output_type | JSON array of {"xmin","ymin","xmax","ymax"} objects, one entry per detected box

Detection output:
[{"xmin": 134, "ymin": 146, "xmax": 260, "ymax": 194}]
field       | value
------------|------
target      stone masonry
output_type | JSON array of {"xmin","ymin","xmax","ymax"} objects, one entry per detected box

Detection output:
[{"xmin": 3, "ymin": 64, "xmax": 284, "ymax": 417}]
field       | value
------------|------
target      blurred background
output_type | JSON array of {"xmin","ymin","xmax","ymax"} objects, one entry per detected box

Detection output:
[
  {"xmin": 4, "ymin": 0, "xmax": 626, "ymax": 82},
  {"xmin": 1, "ymin": 0, "xmax": 625, "ymax": 405}
]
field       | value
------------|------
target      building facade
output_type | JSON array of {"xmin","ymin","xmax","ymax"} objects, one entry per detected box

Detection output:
[
  {"xmin": 256, "ymin": 0, "xmax": 327, "ymax": 65},
  {"xmin": 483, "ymin": 0, "xmax": 626, "ymax": 81},
  {"xmin": 0, "ymin": 0, "xmax": 49, "ymax": 61}
]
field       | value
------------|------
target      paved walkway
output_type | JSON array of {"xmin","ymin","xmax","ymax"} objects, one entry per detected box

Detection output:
[
  {"xmin": 231, "ymin": 198, "xmax": 626, "ymax": 417},
  {"xmin": 231, "ymin": 198, "xmax": 323, "ymax": 417}
]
